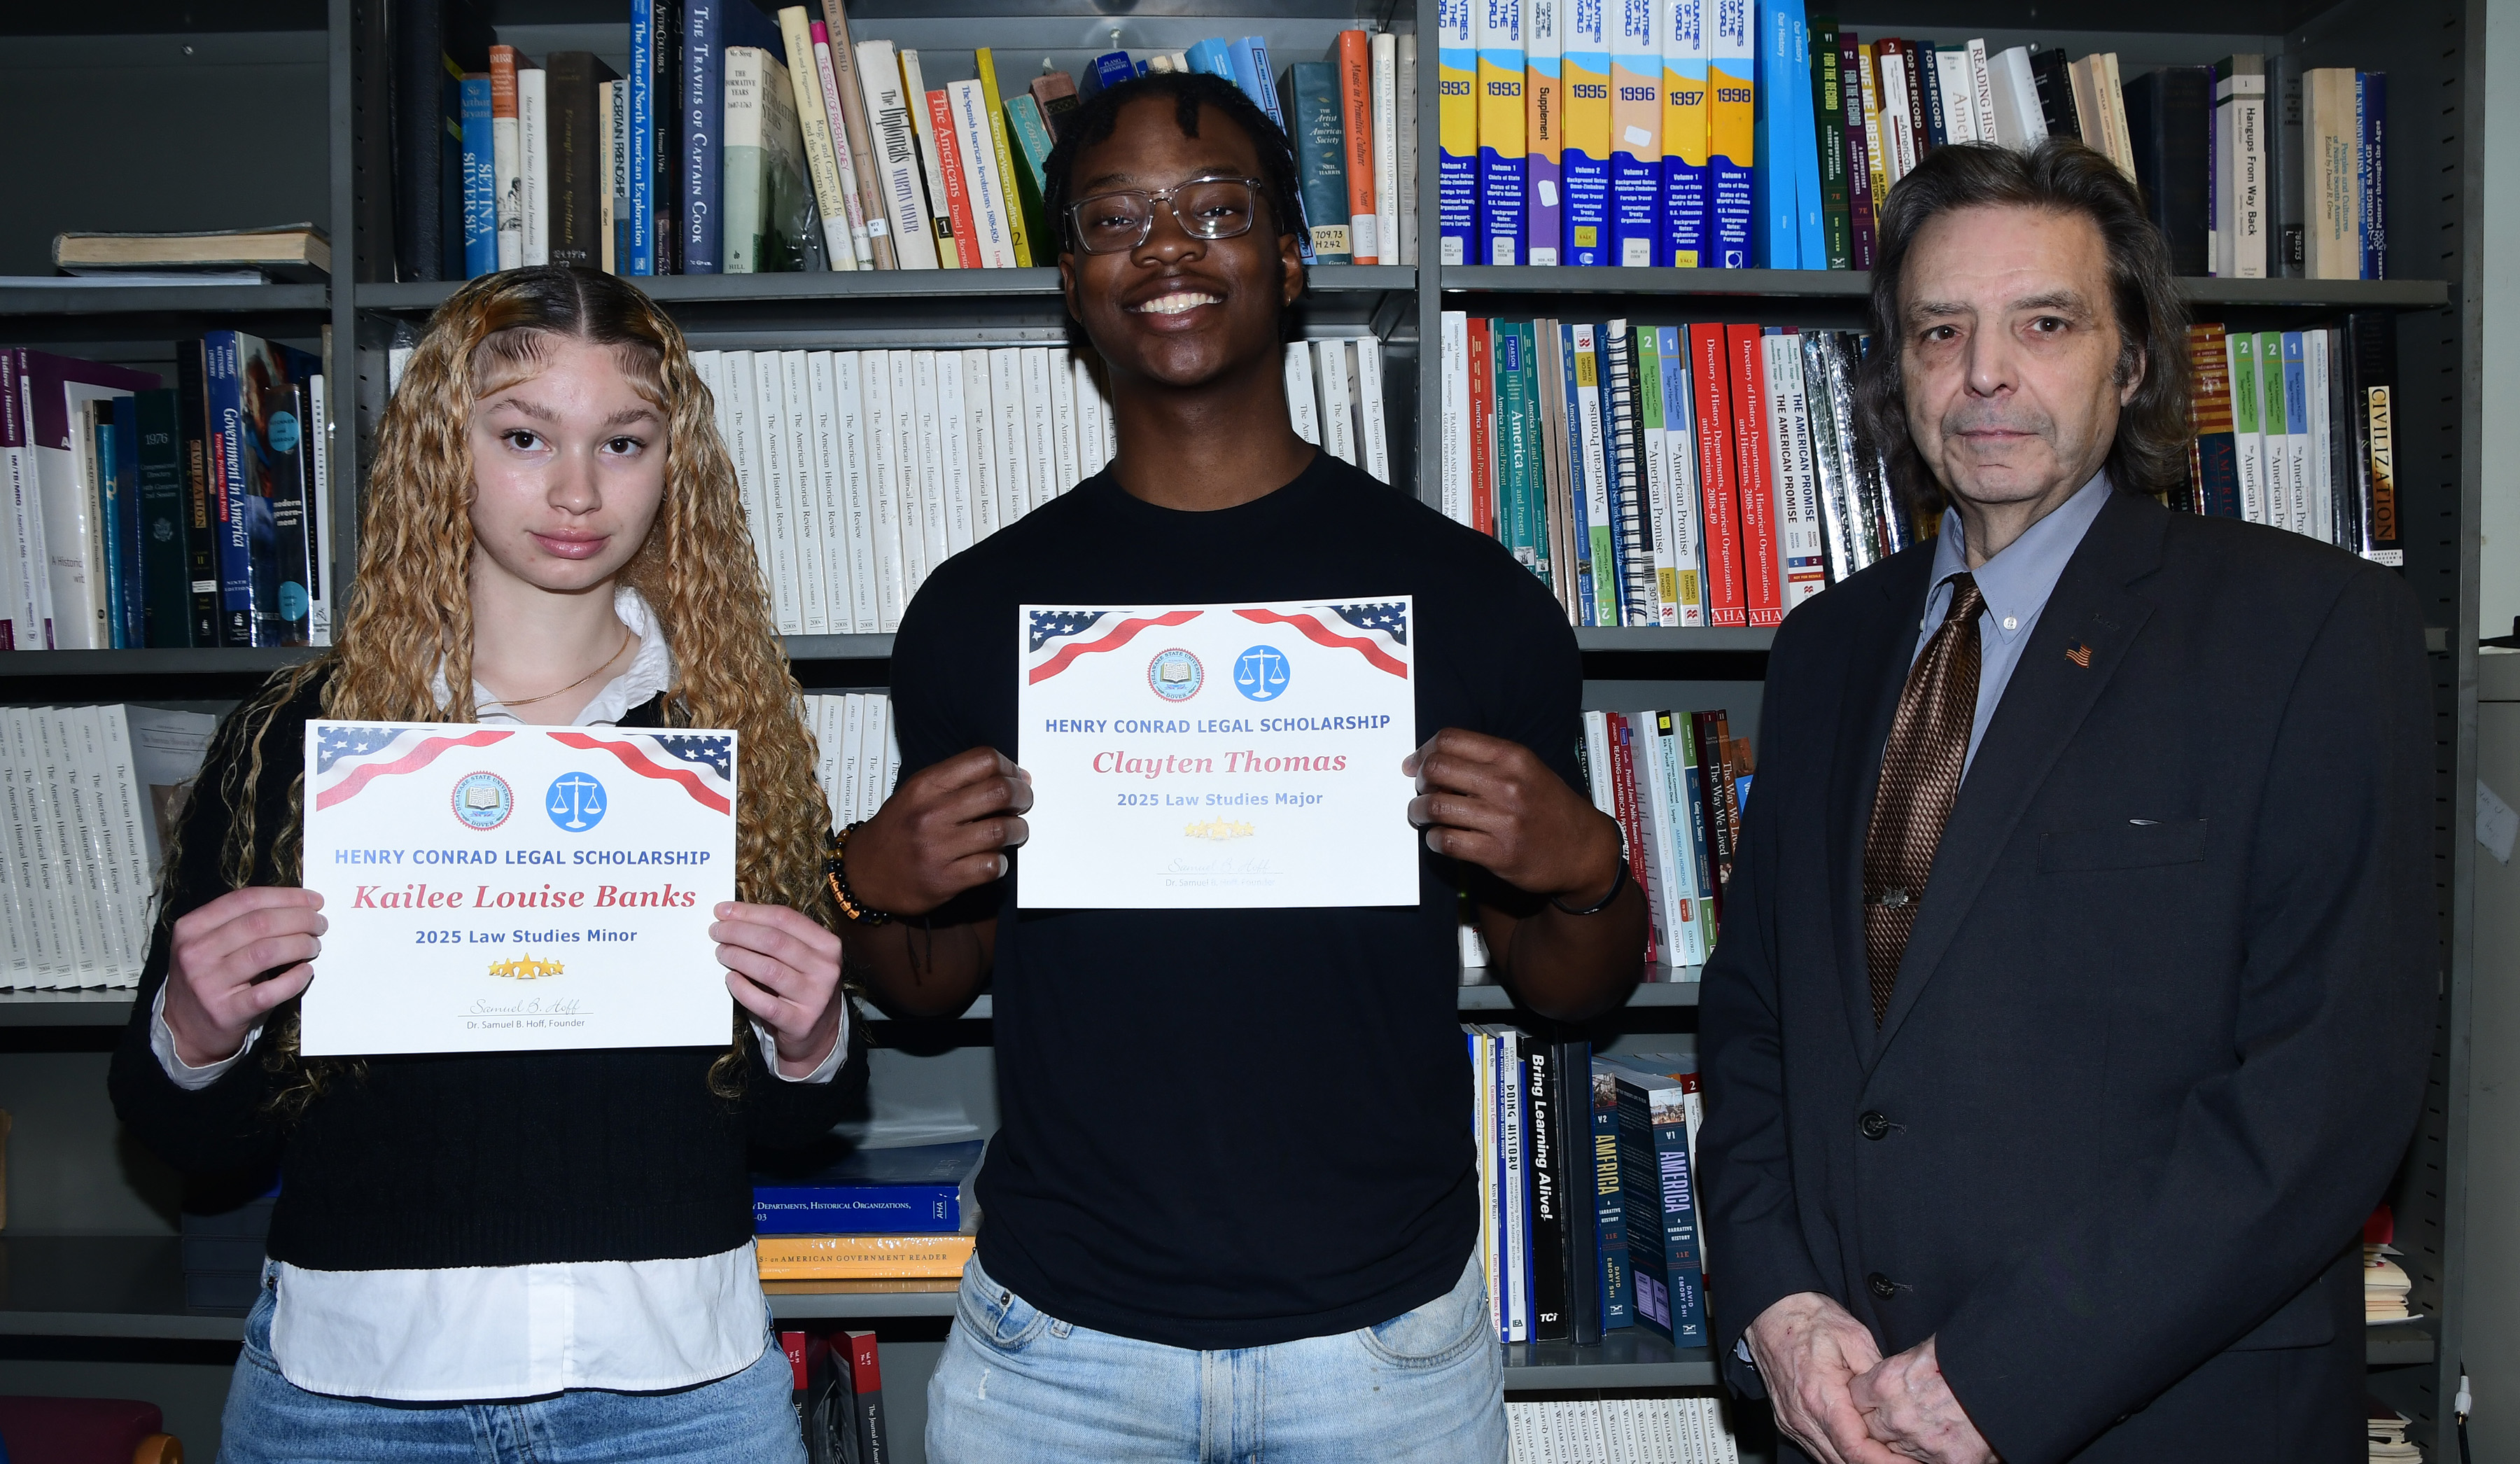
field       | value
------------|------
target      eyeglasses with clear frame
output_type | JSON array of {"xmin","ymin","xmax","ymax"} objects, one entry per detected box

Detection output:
[{"xmin": 1065, "ymin": 176, "xmax": 1266, "ymax": 255}]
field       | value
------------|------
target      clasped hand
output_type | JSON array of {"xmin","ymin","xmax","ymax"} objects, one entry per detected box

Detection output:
[
  {"xmin": 1745, "ymin": 1292, "xmax": 1996, "ymax": 1464},
  {"xmin": 162, "ymin": 886, "xmax": 846, "ymax": 1078}
]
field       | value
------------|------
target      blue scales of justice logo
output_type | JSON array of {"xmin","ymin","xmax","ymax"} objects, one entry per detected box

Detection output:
[
  {"xmin": 546, "ymin": 771, "xmax": 608, "ymax": 832},
  {"xmin": 1235, "ymin": 645, "xmax": 1291, "ymax": 702}
]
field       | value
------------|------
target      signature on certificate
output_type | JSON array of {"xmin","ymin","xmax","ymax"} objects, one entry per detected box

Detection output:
[{"xmin": 469, "ymin": 996, "xmax": 587, "ymax": 1016}]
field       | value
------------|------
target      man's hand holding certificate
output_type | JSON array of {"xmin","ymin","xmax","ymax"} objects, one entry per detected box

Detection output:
[
  {"xmin": 298, "ymin": 721, "xmax": 738, "ymax": 1056},
  {"xmin": 1018, "ymin": 597, "xmax": 1419, "ymax": 909}
]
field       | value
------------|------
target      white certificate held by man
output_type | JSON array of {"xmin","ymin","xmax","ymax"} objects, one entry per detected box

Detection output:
[
  {"xmin": 1018, "ymin": 597, "xmax": 1419, "ymax": 909},
  {"xmin": 297, "ymin": 720, "xmax": 738, "ymax": 1056}
]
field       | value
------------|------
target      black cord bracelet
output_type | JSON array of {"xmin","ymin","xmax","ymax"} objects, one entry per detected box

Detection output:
[
  {"xmin": 1550, "ymin": 857, "xmax": 1630, "ymax": 916},
  {"xmin": 825, "ymin": 822, "xmax": 893, "ymax": 926}
]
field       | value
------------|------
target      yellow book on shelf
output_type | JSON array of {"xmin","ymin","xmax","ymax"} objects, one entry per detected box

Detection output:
[
  {"xmin": 755, "ymin": 1232, "xmax": 976, "ymax": 1279},
  {"xmin": 974, "ymin": 48, "xmax": 1032, "ymax": 267}
]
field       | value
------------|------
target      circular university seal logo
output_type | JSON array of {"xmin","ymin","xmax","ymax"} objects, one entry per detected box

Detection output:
[
  {"xmin": 451, "ymin": 772, "xmax": 514, "ymax": 830},
  {"xmin": 546, "ymin": 771, "xmax": 608, "ymax": 832},
  {"xmin": 1233, "ymin": 644, "xmax": 1291, "ymax": 702},
  {"xmin": 1148, "ymin": 648, "xmax": 1204, "ymax": 701}
]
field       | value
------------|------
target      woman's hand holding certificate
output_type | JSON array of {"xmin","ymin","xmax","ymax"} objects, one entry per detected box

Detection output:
[
  {"xmin": 713, "ymin": 900, "xmax": 847, "ymax": 1077},
  {"xmin": 161, "ymin": 886, "xmax": 329, "ymax": 1068}
]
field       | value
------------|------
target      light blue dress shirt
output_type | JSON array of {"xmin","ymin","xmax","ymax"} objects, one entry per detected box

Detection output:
[{"xmin": 1912, "ymin": 471, "xmax": 2115, "ymax": 776}]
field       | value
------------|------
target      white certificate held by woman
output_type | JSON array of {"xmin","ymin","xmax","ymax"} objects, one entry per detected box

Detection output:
[
  {"xmin": 1017, "ymin": 597, "xmax": 1418, "ymax": 909},
  {"xmin": 297, "ymin": 720, "xmax": 738, "ymax": 1056}
]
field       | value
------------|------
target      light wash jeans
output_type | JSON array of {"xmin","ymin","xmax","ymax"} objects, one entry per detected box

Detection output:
[
  {"xmin": 927, "ymin": 1252, "xmax": 1507, "ymax": 1463},
  {"xmin": 218, "ymin": 1270, "xmax": 807, "ymax": 1464}
]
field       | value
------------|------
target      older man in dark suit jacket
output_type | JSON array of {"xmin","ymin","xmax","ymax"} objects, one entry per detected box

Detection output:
[{"xmin": 1695, "ymin": 140, "xmax": 2435, "ymax": 1464}]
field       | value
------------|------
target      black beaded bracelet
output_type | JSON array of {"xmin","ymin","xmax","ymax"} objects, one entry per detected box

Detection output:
[
  {"xmin": 1549, "ymin": 857, "xmax": 1630, "ymax": 916},
  {"xmin": 825, "ymin": 822, "xmax": 893, "ymax": 926}
]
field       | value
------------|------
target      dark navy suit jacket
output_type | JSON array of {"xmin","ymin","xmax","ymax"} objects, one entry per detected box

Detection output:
[{"xmin": 1698, "ymin": 488, "xmax": 2435, "ymax": 1463}]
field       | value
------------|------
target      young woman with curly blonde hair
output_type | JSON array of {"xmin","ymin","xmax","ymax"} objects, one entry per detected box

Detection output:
[{"xmin": 109, "ymin": 265, "xmax": 861, "ymax": 1463}]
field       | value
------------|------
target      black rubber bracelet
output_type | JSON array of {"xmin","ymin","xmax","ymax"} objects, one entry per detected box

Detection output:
[{"xmin": 1549, "ymin": 857, "xmax": 1630, "ymax": 916}]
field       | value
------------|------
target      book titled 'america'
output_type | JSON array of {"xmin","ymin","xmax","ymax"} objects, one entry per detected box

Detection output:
[{"xmin": 752, "ymin": 1139, "xmax": 983, "ymax": 1234}]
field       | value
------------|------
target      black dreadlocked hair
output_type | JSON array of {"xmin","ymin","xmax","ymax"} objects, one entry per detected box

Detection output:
[{"xmin": 1042, "ymin": 70, "xmax": 1309, "ymax": 340}]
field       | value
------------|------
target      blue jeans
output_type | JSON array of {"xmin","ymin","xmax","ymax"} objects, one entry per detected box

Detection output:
[
  {"xmin": 927, "ymin": 1252, "xmax": 1506, "ymax": 1463},
  {"xmin": 218, "ymin": 1271, "xmax": 808, "ymax": 1463}
]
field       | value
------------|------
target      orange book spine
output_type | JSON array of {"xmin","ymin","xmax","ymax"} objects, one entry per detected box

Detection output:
[
  {"xmin": 923, "ymin": 90, "xmax": 983, "ymax": 269},
  {"xmin": 755, "ymin": 1234, "xmax": 976, "ymax": 1280},
  {"xmin": 1469, "ymin": 317, "xmax": 1497, "ymax": 538},
  {"xmin": 1689, "ymin": 324, "xmax": 1745, "ymax": 626},
  {"xmin": 1729, "ymin": 324, "xmax": 1782, "ymax": 627},
  {"xmin": 1338, "ymin": 32, "xmax": 1380, "ymax": 265},
  {"xmin": 490, "ymin": 45, "xmax": 519, "ymax": 118}
]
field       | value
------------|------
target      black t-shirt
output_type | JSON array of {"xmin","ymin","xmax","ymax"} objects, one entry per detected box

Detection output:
[{"xmin": 889, "ymin": 449, "xmax": 1582, "ymax": 1349}]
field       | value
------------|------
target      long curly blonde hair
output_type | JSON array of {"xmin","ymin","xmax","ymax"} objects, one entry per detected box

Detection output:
[{"xmin": 200, "ymin": 265, "xmax": 832, "ymax": 1103}]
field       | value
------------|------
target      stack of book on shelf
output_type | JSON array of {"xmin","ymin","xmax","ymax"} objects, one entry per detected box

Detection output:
[
  {"xmin": 804, "ymin": 694, "xmax": 897, "ymax": 828},
  {"xmin": 1506, "ymin": 1397, "xmax": 1742, "ymax": 1463},
  {"xmin": 752, "ymin": 1138, "xmax": 983, "ymax": 1284},
  {"xmin": 2365, "ymin": 1401, "xmax": 2418, "ymax": 1463},
  {"xmin": 2184, "ymin": 315, "xmax": 2400, "ymax": 564},
  {"xmin": 666, "ymin": 337, "xmax": 1389, "ymax": 637},
  {"xmin": 1433, "ymin": 0, "xmax": 2388, "ymax": 278},
  {"xmin": 0, "ymin": 705, "xmax": 215, "ymax": 992},
  {"xmin": 2363, "ymin": 1203, "xmax": 2414, "ymax": 1325},
  {"xmin": 45, "ymin": 225, "xmax": 331, "ymax": 284},
  {"xmin": 1579, "ymin": 709, "xmax": 1745, "ymax": 970},
  {"xmin": 1283, "ymin": 337, "xmax": 1395, "ymax": 482},
  {"xmin": 780, "ymin": 1327, "xmax": 890, "ymax": 1463},
  {"xmin": 687, "ymin": 343, "xmax": 1113, "ymax": 634},
  {"xmin": 1440, "ymin": 315, "xmax": 1909, "ymax": 629},
  {"xmin": 393, "ymin": 0, "xmax": 1418, "ymax": 280},
  {"xmin": 3, "ymin": 339, "xmax": 335, "ymax": 652},
  {"xmin": 1464, "ymin": 1029, "xmax": 1721, "ymax": 1356},
  {"xmin": 181, "ymin": 1183, "xmax": 278, "ymax": 1316},
  {"xmin": 2363, "ymin": 1245, "xmax": 2412, "ymax": 1323}
]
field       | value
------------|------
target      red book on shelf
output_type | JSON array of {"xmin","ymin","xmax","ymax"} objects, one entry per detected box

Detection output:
[
  {"xmin": 839, "ymin": 1330, "xmax": 891, "ymax": 1460},
  {"xmin": 1468, "ymin": 316, "xmax": 1498, "ymax": 538},
  {"xmin": 1728, "ymin": 324, "xmax": 1784, "ymax": 627},
  {"xmin": 1609, "ymin": 713, "xmax": 1658, "ymax": 965},
  {"xmin": 1338, "ymin": 31, "xmax": 1379, "ymax": 265},
  {"xmin": 1688, "ymin": 324, "xmax": 1746, "ymax": 627},
  {"xmin": 1029, "ymin": 70, "xmax": 1080, "ymax": 142},
  {"xmin": 923, "ymin": 90, "xmax": 983, "ymax": 268}
]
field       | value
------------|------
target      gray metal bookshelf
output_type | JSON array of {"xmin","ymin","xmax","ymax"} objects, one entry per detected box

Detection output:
[{"xmin": 0, "ymin": 0, "xmax": 2487, "ymax": 1456}]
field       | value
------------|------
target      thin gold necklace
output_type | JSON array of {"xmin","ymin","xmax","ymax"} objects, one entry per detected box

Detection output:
[{"xmin": 486, "ymin": 624, "xmax": 636, "ymax": 711}]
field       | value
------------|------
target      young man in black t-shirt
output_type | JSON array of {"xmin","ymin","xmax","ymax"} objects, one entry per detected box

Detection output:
[{"xmin": 836, "ymin": 72, "xmax": 1645, "ymax": 1461}]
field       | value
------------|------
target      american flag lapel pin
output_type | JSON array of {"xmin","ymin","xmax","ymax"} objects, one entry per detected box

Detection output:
[{"xmin": 2065, "ymin": 643, "xmax": 2092, "ymax": 668}]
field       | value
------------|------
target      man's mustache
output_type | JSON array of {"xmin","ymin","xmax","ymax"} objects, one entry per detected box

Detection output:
[{"xmin": 1938, "ymin": 411, "xmax": 2054, "ymax": 442}]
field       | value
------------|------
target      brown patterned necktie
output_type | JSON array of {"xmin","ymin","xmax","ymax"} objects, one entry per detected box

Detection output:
[{"xmin": 1863, "ymin": 573, "xmax": 1984, "ymax": 1025}]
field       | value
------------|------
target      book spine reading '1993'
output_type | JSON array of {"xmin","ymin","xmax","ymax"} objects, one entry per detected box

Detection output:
[{"xmin": 1476, "ymin": 0, "xmax": 1525, "ymax": 266}]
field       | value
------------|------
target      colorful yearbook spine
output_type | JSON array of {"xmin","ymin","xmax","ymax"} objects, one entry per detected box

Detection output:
[
  {"xmin": 1660, "ymin": 0, "xmax": 1709, "ymax": 265},
  {"xmin": 1440, "ymin": 0, "xmax": 1481, "ymax": 267},
  {"xmin": 1754, "ymin": 1, "xmax": 1796, "ymax": 267},
  {"xmin": 1809, "ymin": 15, "xmax": 1851, "ymax": 268},
  {"xmin": 1525, "ymin": 0, "xmax": 1565, "ymax": 264},
  {"xmin": 1479, "ymin": 0, "xmax": 1527, "ymax": 265},
  {"xmin": 1705, "ymin": 0, "xmax": 1755, "ymax": 266},
  {"xmin": 1561, "ymin": 0, "xmax": 1614, "ymax": 265},
  {"xmin": 1609, "ymin": 0, "xmax": 1662, "ymax": 265},
  {"xmin": 1792, "ymin": 8, "xmax": 1824, "ymax": 267}
]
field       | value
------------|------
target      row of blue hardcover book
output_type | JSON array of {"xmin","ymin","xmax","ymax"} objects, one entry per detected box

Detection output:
[{"xmin": 1470, "ymin": 1029, "xmax": 1711, "ymax": 1349}]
